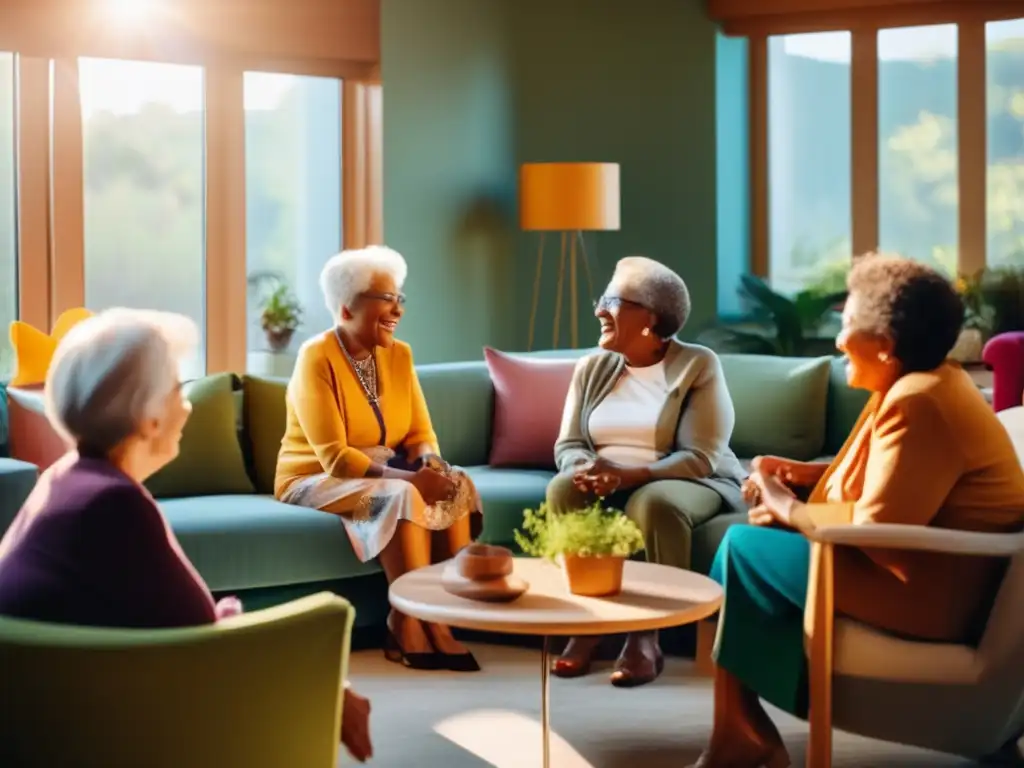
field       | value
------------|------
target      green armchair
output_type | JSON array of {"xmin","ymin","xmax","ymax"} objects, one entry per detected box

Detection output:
[{"xmin": 0, "ymin": 592, "xmax": 354, "ymax": 768}]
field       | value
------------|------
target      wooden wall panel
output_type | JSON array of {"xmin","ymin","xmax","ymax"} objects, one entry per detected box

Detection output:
[
  {"xmin": 958, "ymin": 21, "xmax": 987, "ymax": 277},
  {"xmin": 0, "ymin": 0, "xmax": 379, "ymax": 68},
  {"xmin": 14, "ymin": 56, "xmax": 51, "ymax": 332},
  {"xmin": 49, "ymin": 58, "xmax": 85, "ymax": 320},
  {"xmin": 204, "ymin": 66, "xmax": 247, "ymax": 374},
  {"xmin": 713, "ymin": 1, "xmax": 1024, "ymax": 36},
  {"xmin": 851, "ymin": 32, "xmax": 879, "ymax": 257}
]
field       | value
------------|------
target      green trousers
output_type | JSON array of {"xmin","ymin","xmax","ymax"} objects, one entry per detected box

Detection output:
[
  {"xmin": 545, "ymin": 472, "xmax": 724, "ymax": 572},
  {"xmin": 710, "ymin": 524, "xmax": 811, "ymax": 717}
]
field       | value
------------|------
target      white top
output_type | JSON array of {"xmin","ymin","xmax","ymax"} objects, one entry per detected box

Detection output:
[
  {"xmin": 388, "ymin": 558, "xmax": 723, "ymax": 636},
  {"xmin": 588, "ymin": 361, "xmax": 670, "ymax": 466}
]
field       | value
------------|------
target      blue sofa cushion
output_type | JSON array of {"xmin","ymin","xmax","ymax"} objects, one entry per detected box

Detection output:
[
  {"xmin": 158, "ymin": 495, "xmax": 380, "ymax": 593},
  {"xmin": 0, "ymin": 458, "xmax": 38, "ymax": 534},
  {"xmin": 466, "ymin": 465, "xmax": 555, "ymax": 548}
]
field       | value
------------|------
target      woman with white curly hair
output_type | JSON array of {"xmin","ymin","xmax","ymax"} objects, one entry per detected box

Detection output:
[
  {"xmin": 275, "ymin": 245, "xmax": 483, "ymax": 673},
  {"xmin": 547, "ymin": 256, "xmax": 746, "ymax": 687},
  {"xmin": 0, "ymin": 308, "xmax": 373, "ymax": 762}
]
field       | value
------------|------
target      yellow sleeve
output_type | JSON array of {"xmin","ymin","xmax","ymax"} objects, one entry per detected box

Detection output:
[
  {"xmin": 403, "ymin": 346, "xmax": 440, "ymax": 453},
  {"xmin": 291, "ymin": 344, "xmax": 372, "ymax": 478}
]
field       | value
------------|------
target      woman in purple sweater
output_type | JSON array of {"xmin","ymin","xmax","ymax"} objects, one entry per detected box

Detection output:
[{"xmin": 0, "ymin": 308, "xmax": 372, "ymax": 763}]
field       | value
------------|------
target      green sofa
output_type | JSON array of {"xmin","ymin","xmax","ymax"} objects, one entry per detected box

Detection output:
[{"xmin": 0, "ymin": 351, "xmax": 869, "ymax": 632}]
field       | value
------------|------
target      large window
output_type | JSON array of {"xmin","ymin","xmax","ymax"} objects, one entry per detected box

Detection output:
[
  {"xmin": 986, "ymin": 19, "xmax": 1024, "ymax": 269},
  {"xmin": 243, "ymin": 73, "xmax": 342, "ymax": 360},
  {"xmin": 0, "ymin": 53, "xmax": 15, "ymax": 380},
  {"xmin": 79, "ymin": 58, "xmax": 206, "ymax": 378},
  {"xmin": 877, "ymin": 25, "xmax": 959, "ymax": 274},
  {"xmin": 767, "ymin": 32, "xmax": 852, "ymax": 293}
]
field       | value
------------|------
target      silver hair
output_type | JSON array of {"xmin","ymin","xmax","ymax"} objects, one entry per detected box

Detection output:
[
  {"xmin": 604, "ymin": 256, "xmax": 691, "ymax": 338},
  {"xmin": 44, "ymin": 308, "xmax": 198, "ymax": 454},
  {"xmin": 319, "ymin": 245, "xmax": 408, "ymax": 323}
]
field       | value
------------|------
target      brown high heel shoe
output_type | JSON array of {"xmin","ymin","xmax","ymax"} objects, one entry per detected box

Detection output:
[
  {"xmin": 551, "ymin": 636, "xmax": 599, "ymax": 678},
  {"xmin": 610, "ymin": 652, "xmax": 664, "ymax": 688}
]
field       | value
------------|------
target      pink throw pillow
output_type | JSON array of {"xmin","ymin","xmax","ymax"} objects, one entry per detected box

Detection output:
[{"xmin": 484, "ymin": 348, "xmax": 578, "ymax": 468}]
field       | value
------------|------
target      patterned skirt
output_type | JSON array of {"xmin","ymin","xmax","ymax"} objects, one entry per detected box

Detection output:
[{"xmin": 280, "ymin": 447, "xmax": 483, "ymax": 562}]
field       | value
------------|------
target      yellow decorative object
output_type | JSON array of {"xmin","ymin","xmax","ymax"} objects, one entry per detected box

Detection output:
[{"xmin": 9, "ymin": 308, "xmax": 94, "ymax": 387}]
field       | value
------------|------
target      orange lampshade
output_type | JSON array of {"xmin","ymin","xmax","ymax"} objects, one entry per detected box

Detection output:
[{"xmin": 519, "ymin": 162, "xmax": 621, "ymax": 232}]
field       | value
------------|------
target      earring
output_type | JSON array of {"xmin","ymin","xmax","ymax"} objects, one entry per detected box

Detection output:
[
  {"xmin": 641, "ymin": 327, "xmax": 651, "ymax": 337},
  {"xmin": 879, "ymin": 352, "xmax": 890, "ymax": 363}
]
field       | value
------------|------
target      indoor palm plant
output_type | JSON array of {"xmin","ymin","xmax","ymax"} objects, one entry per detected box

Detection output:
[
  {"xmin": 698, "ymin": 275, "xmax": 847, "ymax": 357},
  {"xmin": 247, "ymin": 271, "xmax": 303, "ymax": 353},
  {"xmin": 514, "ymin": 501, "xmax": 645, "ymax": 597}
]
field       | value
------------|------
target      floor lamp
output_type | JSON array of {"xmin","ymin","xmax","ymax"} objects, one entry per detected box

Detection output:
[{"xmin": 520, "ymin": 162, "xmax": 621, "ymax": 350}]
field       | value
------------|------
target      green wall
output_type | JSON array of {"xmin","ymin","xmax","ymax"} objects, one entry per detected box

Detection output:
[{"xmin": 383, "ymin": 0, "xmax": 727, "ymax": 362}]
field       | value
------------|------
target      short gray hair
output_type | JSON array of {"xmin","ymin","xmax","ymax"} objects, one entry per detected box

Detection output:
[
  {"xmin": 604, "ymin": 256, "xmax": 691, "ymax": 338},
  {"xmin": 320, "ymin": 245, "xmax": 408, "ymax": 323},
  {"xmin": 44, "ymin": 308, "xmax": 198, "ymax": 454}
]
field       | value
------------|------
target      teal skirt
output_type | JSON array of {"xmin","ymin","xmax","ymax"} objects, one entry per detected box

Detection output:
[{"xmin": 709, "ymin": 525, "xmax": 811, "ymax": 718}]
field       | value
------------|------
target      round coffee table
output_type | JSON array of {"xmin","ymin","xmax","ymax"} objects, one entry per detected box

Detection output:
[{"xmin": 389, "ymin": 557, "xmax": 723, "ymax": 767}]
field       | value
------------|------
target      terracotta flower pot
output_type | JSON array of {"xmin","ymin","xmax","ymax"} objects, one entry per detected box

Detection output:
[
  {"xmin": 558, "ymin": 553, "xmax": 625, "ymax": 597},
  {"xmin": 265, "ymin": 328, "xmax": 295, "ymax": 353}
]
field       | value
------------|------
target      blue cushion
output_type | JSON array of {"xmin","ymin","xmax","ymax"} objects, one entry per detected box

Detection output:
[
  {"xmin": 158, "ymin": 495, "xmax": 380, "ymax": 593},
  {"xmin": 465, "ymin": 465, "xmax": 555, "ymax": 547}
]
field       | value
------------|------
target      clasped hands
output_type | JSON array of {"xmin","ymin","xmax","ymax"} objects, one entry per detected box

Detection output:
[
  {"xmin": 409, "ymin": 459, "xmax": 457, "ymax": 505},
  {"xmin": 572, "ymin": 457, "xmax": 646, "ymax": 497},
  {"xmin": 742, "ymin": 455, "xmax": 817, "ymax": 527}
]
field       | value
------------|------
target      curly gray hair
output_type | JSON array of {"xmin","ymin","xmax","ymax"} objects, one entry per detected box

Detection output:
[
  {"xmin": 320, "ymin": 246, "xmax": 408, "ymax": 323},
  {"xmin": 604, "ymin": 256, "xmax": 691, "ymax": 338},
  {"xmin": 45, "ymin": 308, "xmax": 197, "ymax": 454}
]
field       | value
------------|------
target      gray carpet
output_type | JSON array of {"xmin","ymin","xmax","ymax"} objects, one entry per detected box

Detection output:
[{"xmin": 346, "ymin": 642, "xmax": 984, "ymax": 767}]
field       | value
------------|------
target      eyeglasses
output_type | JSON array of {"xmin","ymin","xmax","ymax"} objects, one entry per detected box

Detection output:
[
  {"xmin": 361, "ymin": 291, "xmax": 407, "ymax": 306},
  {"xmin": 593, "ymin": 295, "xmax": 645, "ymax": 312}
]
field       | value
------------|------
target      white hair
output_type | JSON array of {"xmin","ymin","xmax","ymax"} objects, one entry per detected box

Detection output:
[
  {"xmin": 605, "ymin": 255, "xmax": 691, "ymax": 338},
  {"xmin": 44, "ymin": 308, "xmax": 198, "ymax": 454},
  {"xmin": 319, "ymin": 245, "xmax": 408, "ymax": 323}
]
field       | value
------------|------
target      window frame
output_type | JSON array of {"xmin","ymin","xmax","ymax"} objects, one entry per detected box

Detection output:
[
  {"xmin": 738, "ymin": 8, "xmax": 1018, "ymax": 280},
  {"xmin": 5, "ymin": 44, "xmax": 380, "ymax": 375}
]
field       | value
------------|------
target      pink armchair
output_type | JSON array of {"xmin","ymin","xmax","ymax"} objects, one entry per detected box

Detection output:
[{"xmin": 983, "ymin": 332, "xmax": 1024, "ymax": 412}]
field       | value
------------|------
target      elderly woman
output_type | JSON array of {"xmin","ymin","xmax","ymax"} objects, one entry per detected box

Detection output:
[
  {"xmin": 0, "ymin": 308, "xmax": 372, "ymax": 763},
  {"xmin": 547, "ymin": 256, "xmax": 746, "ymax": 687},
  {"xmin": 696, "ymin": 255, "xmax": 1024, "ymax": 768},
  {"xmin": 275, "ymin": 245, "xmax": 483, "ymax": 673}
]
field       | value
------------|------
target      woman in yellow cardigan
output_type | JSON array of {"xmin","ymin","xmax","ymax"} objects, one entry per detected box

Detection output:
[
  {"xmin": 695, "ymin": 255, "xmax": 1024, "ymax": 768},
  {"xmin": 275, "ymin": 246, "xmax": 483, "ymax": 673}
]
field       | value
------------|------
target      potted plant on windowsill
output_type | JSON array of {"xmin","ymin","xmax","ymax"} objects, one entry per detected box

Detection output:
[
  {"xmin": 248, "ymin": 271, "xmax": 303, "ymax": 353},
  {"xmin": 514, "ymin": 501, "xmax": 645, "ymax": 597}
]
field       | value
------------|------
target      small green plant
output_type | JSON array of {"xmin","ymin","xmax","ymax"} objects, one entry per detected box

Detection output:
[
  {"xmin": 248, "ymin": 271, "xmax": 302, "ymax": 351},
  {"xmin": 698, "ymin": 275, "xmax": 847, "ymax": 357},
  {"xmin": 513, "ymin": 501, "xmax": 645, "ymax": 560}
]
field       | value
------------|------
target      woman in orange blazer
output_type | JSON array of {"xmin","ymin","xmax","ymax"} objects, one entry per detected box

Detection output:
[
  {"xmin": 695, "ymin": 255, "xmax": 1024, "ymax": 768},
  {"xmin": 275, "ymin": 246, "xmax": 483, "ymax": 673}
]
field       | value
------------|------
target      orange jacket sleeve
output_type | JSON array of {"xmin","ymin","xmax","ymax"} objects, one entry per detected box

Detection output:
[
  {"xmin": 290, "ymin": 343, "xmax": 372, "ymax": 478},
  {"xmin": 854, "ymin": 392, "xmax": 962, "ymax": 531}
]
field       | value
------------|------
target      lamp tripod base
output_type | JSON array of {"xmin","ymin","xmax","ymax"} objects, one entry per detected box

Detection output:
[{"xmin": 527, "ymin": 230, "xmax": 595, "ymax": 351}]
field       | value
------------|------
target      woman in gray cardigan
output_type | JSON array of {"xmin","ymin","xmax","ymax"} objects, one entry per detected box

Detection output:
[{"xmin": 548, "ymin": 256, "xmax": 746, "ymax": 687}]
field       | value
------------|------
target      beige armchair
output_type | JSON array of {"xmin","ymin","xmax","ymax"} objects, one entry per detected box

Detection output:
[{"xmin": 806, "ymin": 405, "xmax": 1024, "ymax": 767}]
